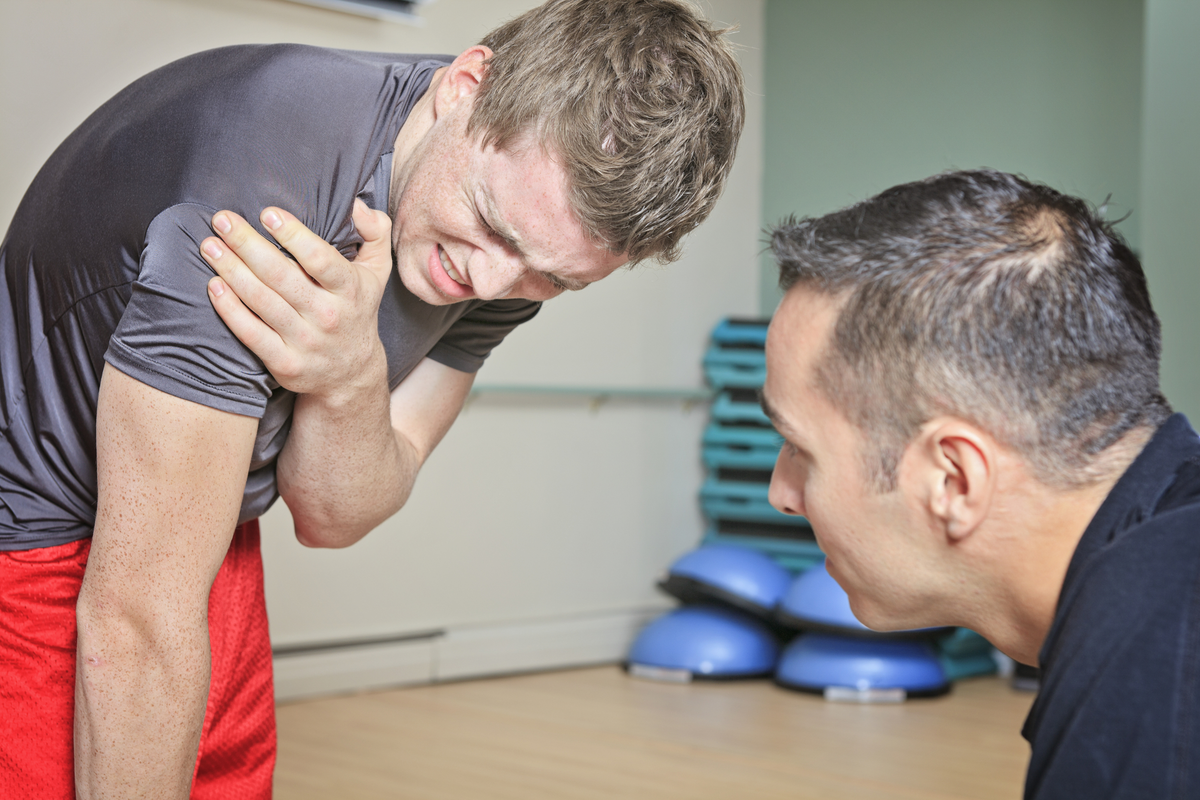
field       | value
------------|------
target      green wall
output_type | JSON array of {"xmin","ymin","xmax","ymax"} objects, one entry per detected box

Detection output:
[
  {"xmin": 761, "ymin": 0, "xmax": 1145, "ymax": 314},
  {"xmin": 1140, "ymin": 0, "xmax": 1200, "ymax": 419},
  {"xmin": 761, "ymin": 0, "xmax": 1200, "ymax": 419}
]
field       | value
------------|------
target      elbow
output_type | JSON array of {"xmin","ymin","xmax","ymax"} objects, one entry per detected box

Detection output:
[
  {"xmin": 294, "ymin": 527, "xmax": 343, "ymax": 549},
  {"xmin": 285, "ymin": 496, "xmax": 402, "ymax": 549},
  {"xmin": 75, "ymin": 586, "xmax": 203, "ymax": 673},
  {"xmin": 293, "ymin": 519, "xmax": 367, "ymax": 549}
]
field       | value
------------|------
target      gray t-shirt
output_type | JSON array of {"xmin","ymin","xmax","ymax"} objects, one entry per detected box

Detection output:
[{"xmin": 0, "ymin": 45, "xmax": 540, "ymax": 550}]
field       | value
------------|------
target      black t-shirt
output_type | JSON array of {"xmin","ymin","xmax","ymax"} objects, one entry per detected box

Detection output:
[
  {"xmin": 0, "ymin": 45, "xmax": 540, "ymax": 549},
  {"xmin": 1023, "ymin": 413, "xmax": 1200, "ymax": 798}
]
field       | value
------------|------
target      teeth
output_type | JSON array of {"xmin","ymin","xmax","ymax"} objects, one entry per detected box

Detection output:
[{"xmin": 439, "ymin": 246, "xmax": 468, "ymax": 286}]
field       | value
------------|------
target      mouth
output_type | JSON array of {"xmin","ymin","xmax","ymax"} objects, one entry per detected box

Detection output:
[
  {"xmin": 439, "ymin": 245, "xmax": 470, "ymax": 287},
  {"xmin": 427, "ymin": 244, "xmax": 474, "ymax": 299}
]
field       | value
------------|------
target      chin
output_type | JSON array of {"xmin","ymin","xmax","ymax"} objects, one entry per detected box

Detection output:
[
  {"xmin": 851, "ymin": 595, "xmax": 945, "ymax": 633},
  {"xmin": 396, "ymin": 263, "xmax": 449, "ymax": 307},
  {"xmin": 846, "ymin": 594, "xmax": 910, "ymax": 632}
]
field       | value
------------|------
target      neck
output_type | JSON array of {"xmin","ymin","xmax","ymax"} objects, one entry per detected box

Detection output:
[
  {"xmin": 387, "ymin": 66, "xmax": 447, "ymax": 216},
  {"xmin": 968, "ymin": 427, "xmax": 1153, "ymax": 666}
]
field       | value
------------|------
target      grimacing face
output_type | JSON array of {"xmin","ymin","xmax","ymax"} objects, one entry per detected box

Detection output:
[
  {"xmin": 763, "ymin": 286, "xmax": 948, "ymax": 632},
  {"xmin": 388, "ymin": 94, "xmax": 626, "ymax": 306}
]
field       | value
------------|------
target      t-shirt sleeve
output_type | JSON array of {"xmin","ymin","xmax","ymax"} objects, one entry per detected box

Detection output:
[
  {"xmin": 104, "ymin": 203, "xmax": 273, "ymax": 418},
  {"xmin": 426, "ymin": 298, "xmax": 542, "ymax": 374}
]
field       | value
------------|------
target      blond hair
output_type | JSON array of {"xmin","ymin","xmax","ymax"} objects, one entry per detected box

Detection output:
[{"xmin": 470, "ymin": 0, "xmax": 745, "ymax": 264}]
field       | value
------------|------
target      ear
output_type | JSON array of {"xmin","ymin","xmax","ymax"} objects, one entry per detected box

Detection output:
[
  {"xmin": 916, "ymin": 419, "xmax": 996, "ymax": 543},
  {"xmin": 433, "ymin": 45, "xmax": 494, "ymax": 118}
]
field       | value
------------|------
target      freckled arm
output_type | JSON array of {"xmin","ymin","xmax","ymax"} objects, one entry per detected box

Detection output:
[
  {"xmin": 74, "ymin": 365, "xmax": 257, "ymax": 799},
  {"xmin": 277, "ymin": 355, "xmax": 475, "ymax": 548}
]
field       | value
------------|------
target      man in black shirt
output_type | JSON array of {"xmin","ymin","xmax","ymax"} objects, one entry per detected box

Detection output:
[{"xmin": 763, "ymin": 169, "xmax": 1198, "ymax": 798}]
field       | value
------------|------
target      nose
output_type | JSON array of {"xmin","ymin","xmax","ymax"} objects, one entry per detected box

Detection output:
[
  {"xmin": 466, "ymin": 247, "xmax": 526, "ymax": 301},
  {"xmin": 768, "ymin": 447, "xmax": 806, "ymax": 517}
]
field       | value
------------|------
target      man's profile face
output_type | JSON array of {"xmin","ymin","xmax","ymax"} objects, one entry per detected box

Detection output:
[
  {"xmin": 389, "ymin": 98, "xmax": 627, "ymax": 306},
  {"xmin": 763, "ymin": 286, "xmax": 944, "ymax": 631}
]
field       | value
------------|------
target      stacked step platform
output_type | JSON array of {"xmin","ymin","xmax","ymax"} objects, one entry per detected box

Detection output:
[{"xmin": 700, "ymin": 318, "xmax": 824, "ymax": 573}]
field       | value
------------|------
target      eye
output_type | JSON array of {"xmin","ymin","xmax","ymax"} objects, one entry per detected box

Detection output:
[
  {"xmin": 475, "ymin": 210, "xmax": 500, "ymax": 239},
  {"xmin": 540, "ymin": 272, "xmax": 571, "ymax": 292}
]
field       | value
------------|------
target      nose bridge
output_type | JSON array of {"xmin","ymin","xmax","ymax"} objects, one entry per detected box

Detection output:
[
  {"xmin": 768, "ymin": 447, "xmax": 804, "ymax": 517},
  {"xmin": 470, "ymin": 245, "xmax": 525, "ymax": 301}
]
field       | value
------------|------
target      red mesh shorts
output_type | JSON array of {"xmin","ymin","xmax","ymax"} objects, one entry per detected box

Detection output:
[{"xmin": 0, "ymin": 520, "xmax": 276, "ymax": 798}]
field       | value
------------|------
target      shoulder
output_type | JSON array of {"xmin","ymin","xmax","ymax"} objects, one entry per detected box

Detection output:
[
  {"xmin": 1153, "ymin": 457, "xmax": 1200, "ymax": 516},
  {"xmin": 1025, "ymin": 498, "xmax": 1200, "ymax": 798}
]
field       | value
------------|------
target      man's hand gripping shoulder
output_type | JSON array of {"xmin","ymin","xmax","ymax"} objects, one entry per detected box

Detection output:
[{"xmin": 202, "ymin": 201, "xmax": 473, "ymax": 548}]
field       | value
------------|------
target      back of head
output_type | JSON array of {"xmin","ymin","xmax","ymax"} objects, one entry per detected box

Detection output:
[
  {"xmin": 470, "ymin": 0, "xmax": 745, "ymax": 264},
  {"xmin": 771, "ymin": 169, "xmax": 1171, "ymax": 490}
]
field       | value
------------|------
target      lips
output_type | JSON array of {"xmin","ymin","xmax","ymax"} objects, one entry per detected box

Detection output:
[{"xmin": 427, "ymin": 243, "xmax": 474, "ymax": 299}]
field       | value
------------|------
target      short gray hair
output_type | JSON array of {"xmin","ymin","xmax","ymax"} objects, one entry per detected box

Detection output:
[{"xmin": 772, "ymin": 169, "xmax": 1171, "ymax": 490}]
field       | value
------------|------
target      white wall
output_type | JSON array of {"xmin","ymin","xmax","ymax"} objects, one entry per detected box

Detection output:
[{"xmin": 1, "ymin": 0, "xmax": 765, "ymax": 685}]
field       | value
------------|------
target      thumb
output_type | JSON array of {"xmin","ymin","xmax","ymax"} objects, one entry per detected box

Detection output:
[{"xmin": 352, "ymin": 198, "xmax": 393, "ymax": 279}]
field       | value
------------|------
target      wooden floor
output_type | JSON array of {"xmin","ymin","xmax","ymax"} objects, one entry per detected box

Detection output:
[{"xmin": 275, "ymin": 666, "xmax": 1035, "ymax": 799}]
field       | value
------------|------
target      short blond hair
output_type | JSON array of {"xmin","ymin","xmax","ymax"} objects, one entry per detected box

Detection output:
[{"xmin": 470, "ymin": 0, "xmax": 745, "ymax": 264}]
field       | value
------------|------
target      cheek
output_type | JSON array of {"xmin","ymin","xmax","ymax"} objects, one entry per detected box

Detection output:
[{"xmin": 799, "ymin": 471, "xmax": 858, "ymax": 543}]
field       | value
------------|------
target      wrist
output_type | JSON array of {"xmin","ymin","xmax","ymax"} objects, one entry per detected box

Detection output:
[{"xmin": 309, "ymin": 343, "xmax": 390, "ymax": 409}]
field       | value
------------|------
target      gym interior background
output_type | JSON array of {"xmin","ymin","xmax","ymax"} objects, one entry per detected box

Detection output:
[{"xmin": 1, "ymin": 0, "xmax": 1196, "ymax": 699}]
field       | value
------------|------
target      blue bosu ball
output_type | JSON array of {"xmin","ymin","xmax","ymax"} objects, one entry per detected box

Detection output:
[
  {"xmin": 775, "ymin": 633, "xmax": 950, "ymax": 700},
  {"xmin": 627, "ymin": 605, "xmax": 781, "ymax": 681},
  {"xmin": 658, "ymin": 544, "xmax": 793, "ymax": 617}
]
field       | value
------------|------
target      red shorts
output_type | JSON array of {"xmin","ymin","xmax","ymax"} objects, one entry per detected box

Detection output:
[{"xmin": 0, "ymin": 521, "xmax": 276, "ymax": 798}]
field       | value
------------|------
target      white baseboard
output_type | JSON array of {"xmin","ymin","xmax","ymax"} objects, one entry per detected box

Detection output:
[
  {"xmin": 273, "ymin": 607, "xmax": 663, "ymax": 702},
  {"xmin": 273, "ymin": 637, "xmax": 437, "ymax": 701}
]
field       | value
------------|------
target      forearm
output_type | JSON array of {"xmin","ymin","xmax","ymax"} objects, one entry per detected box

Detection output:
[
  {"xmin": 277, "ymin": 352, "xmax": 417, "ymax": 547},
  {"xmin": 80, "ymin": 364, "xmax": 258, "ymax": 798},
  {"xmin": 74, "ymin": 587, "xmax": 209, "ymax": 800}
]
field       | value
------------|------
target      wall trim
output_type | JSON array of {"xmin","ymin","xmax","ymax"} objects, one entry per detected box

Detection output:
[{"xmin": 273, "ymin": 607, "xmax": 663, "ymax": 702}]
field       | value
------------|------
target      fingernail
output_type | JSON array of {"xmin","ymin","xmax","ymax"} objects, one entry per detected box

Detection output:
[
  {"xmin": 263, "ymin": 210, "xmax": 283, "ymax": 230},
  {"xmin": 209, "ymin": 278, "xmax": 225, "ymax": 297},
  {"xmin": 214, "ymin": 214, "xmax": 231, "ymax": 234},
  {"xmin": 202, "ymin": 240, "xmax": 223, "ymax": 259}
]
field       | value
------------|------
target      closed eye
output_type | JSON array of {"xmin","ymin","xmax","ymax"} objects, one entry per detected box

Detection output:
[
  {"xmin": 537, "ymin": 270, "xmax": 589, "ymax": 292},
  {"xmin": 475, "ymin": 195, "xmax": 588, "ymax": 293},
  {"xmin": 540, "ymin": 271, "xmax": 574, "ymax": 292},
  {"xmin": 475, "ymin": 204, "xmax": 522, "ymax": 255}
]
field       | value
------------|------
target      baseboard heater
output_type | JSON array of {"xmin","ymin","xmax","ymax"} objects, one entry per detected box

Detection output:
[
  {"xmin": 272, "ymin": 628, "xmax": 445, "ymax": 658},
  {"xmin": 271, "ymin": 609, "xmax": 662, "ymax": 702}
]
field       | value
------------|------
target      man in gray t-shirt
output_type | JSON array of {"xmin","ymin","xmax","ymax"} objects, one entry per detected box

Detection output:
[{"xmin": 0, "ymin": 1, "xmax": 745, "ymax": 796}]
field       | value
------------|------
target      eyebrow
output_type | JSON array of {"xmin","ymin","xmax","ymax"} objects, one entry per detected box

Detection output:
[
  {"xmin": 479, "ymin": 188, "xmax": 527, "ymax": 260},
  {"xmin": 479, "ymin": 187, "xmax": 590, "ymax": 293},
  {"xmin": 759, "ymin": 390, "xmax": 795, "ymax": 439}
]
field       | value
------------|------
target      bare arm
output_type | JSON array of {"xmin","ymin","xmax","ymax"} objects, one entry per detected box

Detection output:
[
  {"xmin": 75, "ymin": 365, "xmax": 257, "ymax": 798},
  {"xmin": 280, "ymin": 355, "xmax": 473, "ymax": 547},
  {"xmin": 203, "ymin": 204, "xmax": 472, "ymax": 547}
]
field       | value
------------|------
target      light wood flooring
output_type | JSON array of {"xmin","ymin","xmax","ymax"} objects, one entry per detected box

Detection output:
[{"xmin": 275, "ymin": 666, "xmax": 1035, "ymax": 799}]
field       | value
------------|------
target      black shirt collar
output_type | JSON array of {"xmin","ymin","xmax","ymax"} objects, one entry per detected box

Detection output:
[{"xmin": 1040, "ymin": 413, "xmax": 1200, "ymax": 666}]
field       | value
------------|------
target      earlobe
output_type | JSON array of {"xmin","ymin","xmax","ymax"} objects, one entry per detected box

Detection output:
[{"xmin": 434, "ymin": 45, "xmax": 495, "ymax": 116}]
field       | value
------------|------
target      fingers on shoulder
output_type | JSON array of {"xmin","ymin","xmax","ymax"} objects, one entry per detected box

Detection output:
[
  {"xmin": 264, "ymin": 208, "xmax": 339, "ymax": 267},
  {"xmin": 352, "ymin": 199, "xmax": 393, "ymax": 243}
]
